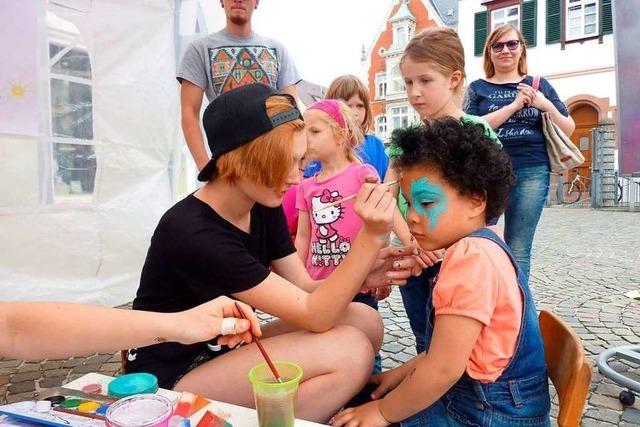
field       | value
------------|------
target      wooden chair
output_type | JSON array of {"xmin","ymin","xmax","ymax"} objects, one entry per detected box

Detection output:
[{"xmin": 539, "ymin": 310, "xmax": 593, "ymax": 427}]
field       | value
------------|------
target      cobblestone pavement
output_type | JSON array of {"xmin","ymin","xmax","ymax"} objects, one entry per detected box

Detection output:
[{"xmin": 1, "ymin": 208, "xmax": 639, "ymax": 425}]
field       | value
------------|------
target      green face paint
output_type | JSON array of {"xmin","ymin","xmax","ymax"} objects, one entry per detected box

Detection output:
[{"xmin": 410, "ymin": 178, "xmax": 447, "ymax": 230}]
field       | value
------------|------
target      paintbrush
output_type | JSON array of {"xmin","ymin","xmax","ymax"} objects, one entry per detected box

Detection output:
[
  {"xmin": 234, "ymin": 302, "xmax": 283, "ymax": 383},
  {"xmin": 312, "ymin": 179, "xmax": 398, "ymax": 213},
  {"xmin": 53, "ymin": 406, "xmax": 106, "ymax": 420}
]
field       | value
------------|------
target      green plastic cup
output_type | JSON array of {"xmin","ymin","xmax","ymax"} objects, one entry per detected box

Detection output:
[{"xmin": 248, "ymin": 361, "xmax": 303, "ymax": 427}]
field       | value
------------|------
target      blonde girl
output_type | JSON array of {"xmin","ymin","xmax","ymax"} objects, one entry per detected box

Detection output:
[
  {"xmin": 295, "ymin": 100, "xmax": 415, "ymax": 306},
  {"xmin": 295, "ymin": 99, "xmax": 376, "ymax": 283}
]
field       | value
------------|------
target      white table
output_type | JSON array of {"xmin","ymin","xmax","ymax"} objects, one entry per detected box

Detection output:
[{"xmin": 65, "ymin": 373, "xmax": 327, "ymax": 427}]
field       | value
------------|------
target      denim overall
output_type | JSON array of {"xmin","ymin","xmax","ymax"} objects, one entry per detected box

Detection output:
[{"xmin": 402, "ymin": 228, "xmax": 551, "ymax": 427}]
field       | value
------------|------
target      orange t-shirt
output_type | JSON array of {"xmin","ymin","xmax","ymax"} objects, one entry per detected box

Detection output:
[{"xmin": 433, "ymin": 227, "xmax": 523, "ymax": 382}]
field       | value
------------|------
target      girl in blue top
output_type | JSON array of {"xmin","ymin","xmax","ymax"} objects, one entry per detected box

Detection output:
[{"xmin": 465, "ymin": 24, "xmax": 575, "ymax": 285}]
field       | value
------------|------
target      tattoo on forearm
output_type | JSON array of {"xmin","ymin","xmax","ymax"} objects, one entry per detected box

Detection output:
[{"xmin": 155, "ymin": 336, "xmax": 167, "ymax": 343}]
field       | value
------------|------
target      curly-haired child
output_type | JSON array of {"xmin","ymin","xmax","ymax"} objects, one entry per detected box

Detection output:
[{"xmin": 334, "ymin": 118, "xmax": 551, "ymax": 427}]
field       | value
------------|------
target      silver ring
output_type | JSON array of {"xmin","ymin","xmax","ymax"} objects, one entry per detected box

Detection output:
[{"xmin": 220, "ymin": 317, "xmax": 238, "ymax": 336}]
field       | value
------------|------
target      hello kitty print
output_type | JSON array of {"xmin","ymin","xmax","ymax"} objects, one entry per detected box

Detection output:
[
  {"xmin": 296, "ymin": 163, "xmax": 379, "ymax": 280},
  {"xmin": 310, "ymin": 189, "xmax": 350, "ymax": 268}
]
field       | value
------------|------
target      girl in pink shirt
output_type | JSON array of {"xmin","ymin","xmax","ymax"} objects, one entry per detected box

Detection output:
[{"xmin": 295, "ymin": 100, "xmax": 414, "ymax": 299}]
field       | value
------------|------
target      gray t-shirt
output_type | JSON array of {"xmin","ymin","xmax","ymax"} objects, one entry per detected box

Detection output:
[{"xmin": 177, "ymin": 30, "xmax": 301, "ymax": 102}]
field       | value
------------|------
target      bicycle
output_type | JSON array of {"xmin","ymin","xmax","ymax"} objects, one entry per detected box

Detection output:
[{"xmin": 561, "ymin": 171, "xmax": 591, "ymax": 205}]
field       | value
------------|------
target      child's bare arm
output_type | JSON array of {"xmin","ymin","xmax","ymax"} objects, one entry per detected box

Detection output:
[
  {"xmin": 333, "ymin": 314, "xmax": 482, "ymax": 426},
  {"xmin": 294, "ymin": 210, "xmax": 311, "ymax": 263},
  {"xmin": 379, "ymin": 314, "xmax": 483, "ymax": 422}
]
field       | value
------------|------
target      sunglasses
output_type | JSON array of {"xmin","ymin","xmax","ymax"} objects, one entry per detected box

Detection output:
[{"xmin": 491, "ymin": 40, "xmax": 520, "ymax": 53}]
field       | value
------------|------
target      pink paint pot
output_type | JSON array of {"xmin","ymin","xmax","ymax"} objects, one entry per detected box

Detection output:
[
  {"xmin": 105, "ymin": 394, "xmax": 173, "ymax": 427},
  {"xmin": 82, "ymin": 383, "xmax": 103, "ymax": 394}
]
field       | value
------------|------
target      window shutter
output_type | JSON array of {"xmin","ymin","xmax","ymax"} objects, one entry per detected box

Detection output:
[
  {"xmin": 521, "ymin": 0, "xmax": 537, "ymax": 47},
  {"xmin": 546, "ymin": 0, "xmax": 561, "ymax": 44},
  {"xmin": 474, "ymin": 11, "xmax": 488, "ymax": 56},
  {"xmin": 601, "ymin": 0, "xmax": 613, "ymax": 35}
]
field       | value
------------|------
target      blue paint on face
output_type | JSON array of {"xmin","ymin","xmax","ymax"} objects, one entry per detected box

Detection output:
[{"xmin": 410, "ymin": 177, "xmax": 447, "ymax": 229}]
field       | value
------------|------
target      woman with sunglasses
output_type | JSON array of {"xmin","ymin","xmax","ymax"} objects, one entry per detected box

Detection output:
[{"xmin": 465, "ymin": 24, "xmax": 575, "ymax": 286}]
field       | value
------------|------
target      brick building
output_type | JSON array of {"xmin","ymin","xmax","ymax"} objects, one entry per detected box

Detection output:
[{"xmin": 366, "ymin": 0, "xmax": 457, "ymax": 142}]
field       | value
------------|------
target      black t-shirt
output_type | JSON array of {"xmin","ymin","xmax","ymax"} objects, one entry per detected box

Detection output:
[{"xmin": 128, "ymin": 194, "xmax": 295, "ymax": 386}]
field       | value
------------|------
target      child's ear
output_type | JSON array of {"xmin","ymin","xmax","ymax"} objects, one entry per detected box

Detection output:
[
  {"xmin": 449, "ymin": 70, "xmax": 463, "ymax": 91},
  {"xmin": 469, "ymin": 192, "xmax": 487, "ymax": 220}
]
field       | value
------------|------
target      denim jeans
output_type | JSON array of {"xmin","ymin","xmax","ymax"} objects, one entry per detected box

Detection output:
[
  {"xmin": 504, "ymin": 164, "xmax": 550, "ymax": 286},
  {"xmin": 399, "ymin": 264, "xmax": 441, "ymax": 354},
  {"xmin": 401, "ymin": 399, "xmax": 463, "ymax": 427}
]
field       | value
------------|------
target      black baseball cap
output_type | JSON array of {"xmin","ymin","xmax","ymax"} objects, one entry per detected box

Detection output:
[{"xmin": 198, "ymin": 83, "xmax": 303, "ymax": 182}]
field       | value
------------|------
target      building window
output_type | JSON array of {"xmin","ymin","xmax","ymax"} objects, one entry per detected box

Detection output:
[
  {"xmin": 375, "ymin": 73, "xmax": 387, "ymax": 99},
  {"xmin": 48, "ymin": 14, "xmax": 96, "ymax": 203},
  {"xmin": 566, "ymin": 0, "xmax": 598, "ymax": 40},
  {"xmin": 394, "ymin": 25, "xmax": 408, "ymax": 48},
  {"xmin": 491, "ymin": 4, "xmax": 520, "ymax": 30},
  {"xmin": 390, "ymin": 106, "xmax": 409, "ymax": 132},
  {"xmin": 390, "ymin": 66, "xmax": 405, "ymax": 93},
  {"xmin": 376, "ymin": 116, "xmax": 387, "ymax": 139}
]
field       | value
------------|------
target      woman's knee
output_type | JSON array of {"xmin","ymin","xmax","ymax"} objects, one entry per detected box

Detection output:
[
  {"xmin": 330, "ymin": 325, "xmax": 375, "ymax": 380},
  {"xmin": 343, "ymin": 302, "xmax": 384, "ymax": 351}
]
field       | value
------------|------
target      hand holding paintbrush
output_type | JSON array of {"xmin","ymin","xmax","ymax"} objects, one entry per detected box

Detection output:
[
  {"xmin": 234, "ymin": 302, "xmax": 283, "ymax": 383},
  {"xmin": 313, "ymin": 179, "xmax": 398, "ymax": 213}
]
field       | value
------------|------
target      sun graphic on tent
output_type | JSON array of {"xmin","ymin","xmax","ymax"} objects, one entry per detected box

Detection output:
[
  {"xmin": 0, "ymin": 80, "xmax": 33, "ymax": 104},
  {"xmin": 11, "ymin": 83, "xmax": 27, "ymax": 98}
]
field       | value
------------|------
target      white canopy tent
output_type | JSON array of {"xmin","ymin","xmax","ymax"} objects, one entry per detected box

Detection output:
[{"xmin": 0, "ymin": 0, "xmax": 206, "ymax": 306}]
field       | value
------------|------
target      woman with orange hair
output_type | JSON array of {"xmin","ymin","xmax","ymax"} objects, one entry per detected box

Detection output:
[{"xmin": 126, "ymin": 84, "xmax": 416, "ymax": 423}]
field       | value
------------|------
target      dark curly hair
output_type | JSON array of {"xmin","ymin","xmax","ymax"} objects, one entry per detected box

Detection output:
[{"xmin": 392, "ymin": 118, "xmax": 515, "ymax": 222}]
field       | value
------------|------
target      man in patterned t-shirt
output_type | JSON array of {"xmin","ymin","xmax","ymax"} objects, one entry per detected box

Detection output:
[{"xmin": 178, "ymin": 0, "xmax": 300, "ymax": 171}]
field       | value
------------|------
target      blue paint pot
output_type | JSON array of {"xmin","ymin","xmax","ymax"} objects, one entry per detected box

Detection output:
[{"xmin": 107, "ymin": 373, "xmax": 159, "ymax": 398}]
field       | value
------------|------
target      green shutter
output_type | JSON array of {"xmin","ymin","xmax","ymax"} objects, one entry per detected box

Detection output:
[
  {"xmin": 521, "ymin": 0, "xmax": 537, "ymax": 47},
  {"xmin": 546, "ymin": 0, "xmax": 561, "ymax": 44},
  {"xmin": 601, "ymin": 0, "xmax": 613, "ymax": 35},
  {"xmin": 474, "ymin": 11, "xmax": 488, "ymax": 56}
]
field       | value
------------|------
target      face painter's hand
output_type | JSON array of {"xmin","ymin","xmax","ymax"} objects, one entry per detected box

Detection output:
[
  {"xmin": 355, "ymin": 176, "xmax": 395, "ymax": 239},
  {"xmin": 363, "ymin": 246, "xmax": 420, "ymax": 289},
  {"xmin": 174, "ymin": 297, "xmax": 262, "ymax": 346}
]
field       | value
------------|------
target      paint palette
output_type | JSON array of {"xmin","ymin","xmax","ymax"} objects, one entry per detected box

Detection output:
[
  {"xmin": 0, "ymin": 400, "xmax": 106, "ymax": 426},
  {"xmin": 0, "ymin": 388, "xmax": 116, "ymax": 426},
  {"xmin": 195, "ymin": 411, "xmax": 232, "ymax": 427},
  {"xmin": 174, "ymin": 392, "xmax": 210, "ymax": 418}
]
